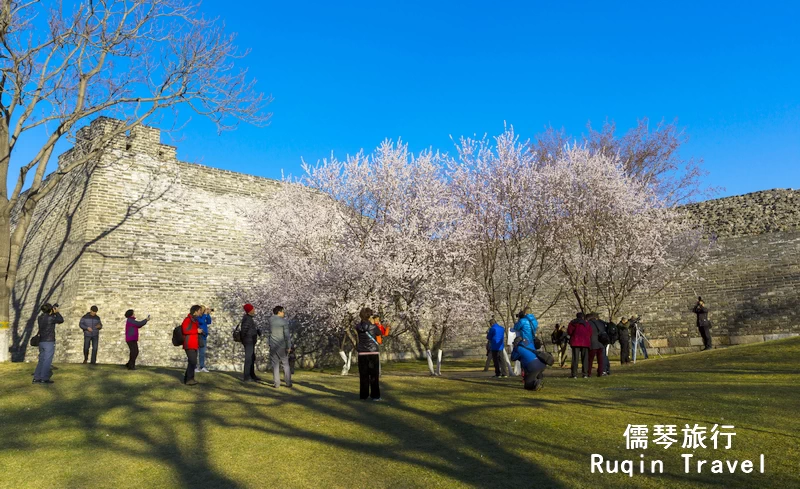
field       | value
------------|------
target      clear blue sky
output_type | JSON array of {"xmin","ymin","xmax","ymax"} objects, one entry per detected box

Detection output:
[{"xmin": 38, "ymin": 1, "xmax": 800, "ymax": 197}]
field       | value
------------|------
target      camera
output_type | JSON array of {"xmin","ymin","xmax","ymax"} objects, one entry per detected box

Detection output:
[{"xmin": 52, "ymin": 303, "xmax": 59, "ymax": 309}]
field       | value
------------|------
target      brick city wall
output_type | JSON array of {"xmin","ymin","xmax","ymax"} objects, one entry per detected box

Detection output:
[{"xmin": 5, "ymin": 118, "xmax": 799, "ymax": 366}]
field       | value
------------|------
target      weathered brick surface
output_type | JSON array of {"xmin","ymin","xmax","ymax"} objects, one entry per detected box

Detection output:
[{"xmin": 7, "ymin": 118, "xmax": 799, "ymax": 365}]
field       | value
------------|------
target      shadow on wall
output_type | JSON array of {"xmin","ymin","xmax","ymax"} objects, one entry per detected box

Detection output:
[{"xmin": 10, "ymin": 162, "xmax": 176, "ymax": 362}]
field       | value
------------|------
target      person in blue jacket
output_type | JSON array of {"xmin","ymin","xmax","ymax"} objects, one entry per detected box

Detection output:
[
  {"xmin": 196, "ymin": 306, "xmax": 212, "ymax": 373},
  {"xmin": 512, "ymin": 307, "xmax": 538, "ymax": 344},
  {"xmin": 486, "ymin": 319, "xmax": 506, "ymax": 378},
  {"xmin": 511, "ymin": 336, "xmax": 547, "ymax": 391}
]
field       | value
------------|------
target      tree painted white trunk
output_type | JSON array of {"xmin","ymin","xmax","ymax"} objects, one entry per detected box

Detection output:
[
  {"xmin": 425, "ymin": 349, "xmax": 436, "ymax": 375},
  {"xmin": 435, "ymin": 349, "xmax": 443, "ymax": 376},
  {"xmin": 339, "ymin": 350, "xmax": 352, "ymax": 375},
  {"xmin": 501, "ymin": 348, "xmax": 514, "ymax": 376}
]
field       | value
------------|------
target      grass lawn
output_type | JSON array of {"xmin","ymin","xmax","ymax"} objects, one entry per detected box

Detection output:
[{"xmin": 1, "ymin": 338, "xmax": 799, "ymax": 489}]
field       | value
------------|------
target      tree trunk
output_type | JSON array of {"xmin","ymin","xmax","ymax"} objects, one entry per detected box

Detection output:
[
  {"xmin": 338, "ymin": 350, "xmax": 352, "ymax": 375},
  {"xmin": 424, "ymin": 349, "xmax": 435, "ymax": 375},
  {"xmin": 435, "ymin": 349, "xmax": 443, "ymax": 376}
]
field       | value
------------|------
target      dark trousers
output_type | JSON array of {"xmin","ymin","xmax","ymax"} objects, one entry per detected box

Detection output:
[
  {"xmin": 491, "ymin": 350, "xmax": 503, "ymax": 376},
  {"xmin": 619, "ymin": 335, "xmax": 631, "ymax": 363},
  {"xmin": 83, "ymin": 336, "xmax": 98, "ymax": 363},
  {"xmin": 126, "ymin": 341, "xmax": 139, "ymax": 369},
  {"xmin": 698, "ymin": 326, "xmax": 712, "ymax": 349},
  {"xmin": 588, "ymin": 348, "xmax": 605, "ymax": 377},
  {"xmin": 558, "ymin": 343, "xmax": 569, "ymax": 367},
  {"xmin": 184, "ymin": 349, "xmax": 198, "ymax": 383},
  {"xmin": 243, "ymin": 342, "xmax": 257, "ymax": 380},
  {"xmin": 523, "ymin": 359, "xmax": 546, "ymax": 390},
  {"xmin": 358, "ymin": 354, "xmax": 380, "ymax": 399},
  {"xmin": 571, "ymin": 346, "xmax": 588, "ymax": 377}
]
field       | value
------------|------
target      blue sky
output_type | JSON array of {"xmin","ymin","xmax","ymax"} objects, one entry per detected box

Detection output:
[{"xmin": 25, "ymin": 1, "xmax": 800, "ymax": 198}]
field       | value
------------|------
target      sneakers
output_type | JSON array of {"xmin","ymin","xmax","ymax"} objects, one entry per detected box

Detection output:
[
  {"xmin": 200, "ymin": 368, "xmax": 210, "ymax": 373},
  {"xmin": 195, "ymin": 368, "xmax": 201, "ymax": 373},
  {"xmin": 582, "ymin": 375, "xmax": 589, "ymax": 379},
  {"xmin": 569, "ymin": 375, "xmax": 577, "ymax": 379},
  {"xmin": 185, "ymin": 379, "xmax": 198, "ymax": 386},
  {"xmin": 534, "ymin": 381, "xmax": 544, "ymax": 391},
  {"xmin": 372, "ymin": 398, "xmax": 384, "ymax": 402}
]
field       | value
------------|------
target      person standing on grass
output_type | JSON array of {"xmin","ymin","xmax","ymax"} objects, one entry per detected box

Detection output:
[
  {"xmin": 181, "ymin": 305, "xmax": 203, "ymax": 385},
  {"xmin": 32, "ymin": 303, "xmax": 63, "ymax": 384},
  {"xmin": 124, "ymin": 309, "xmax": 149, "ymax": 370},
  {"xmin": 356, "ymin": 307, "xmax": 382, "ymax": 401},
  {"xmin": 268, "ymin": 306, "xmax": 293, "ymax": 388},
  {"xmin": 693, "ymin": 297, "xmax": 713, "ymax": 350},
  {"xmin": 617, "ymin": 317, "xmax": 632, "ymax": 364},
  {"xmin": 486, "ymin": 319, "xmax": 506, "ymax": 378},
  {"xmin": 372, "ymin": 314, "xmax": 391, "ymax": 378},
  {"xmin": 587, "ymin": 312, "xmax": 608, "ymax": 377},
  {"xmin": 79, "ymin": 305, "xmax": 103, "ymax": 365},
  {"xmin": 196, "ymin": 306, "xmax": 212, "ymax": 373},
  {"xmin": 241, "ymin": 303, "xmax": 261, "ymax": 382},
  {"xmin": 567, "ymin": 312, "xmax": 592, "ymax": 379},
  {"xmin": 551, "ymin": 323, "xmax": 570, "ymax": 369},
  {"xmin": 510, "ymin": 336, "xmax": 547, "ymax": 391}
]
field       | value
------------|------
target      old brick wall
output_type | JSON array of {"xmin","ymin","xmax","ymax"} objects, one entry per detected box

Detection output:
[{"xmin": 7, "ymin": 117, "xmax": 799, "ymax": 365}]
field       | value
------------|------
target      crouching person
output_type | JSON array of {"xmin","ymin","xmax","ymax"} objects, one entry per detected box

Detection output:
[{"xmin": 511, "ymin": 337, "xmax": 549, "ymax": 391}]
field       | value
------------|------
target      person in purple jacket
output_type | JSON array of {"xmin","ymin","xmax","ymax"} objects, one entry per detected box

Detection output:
[{"xmin": 124, "ymin": 309, "xmax": 149, "ymax": 370}]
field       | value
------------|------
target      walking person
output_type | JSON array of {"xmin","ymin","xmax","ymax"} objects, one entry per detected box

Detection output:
[
  {"xmin": 551, "ymin": 323, "xmax": 570, "ymax": 368},
  {"xmin": 32, "ymin": 303, "xmax": 63, "ymax": 384},
  {"xmin": 618, "ymin": 317, "xmax": 632, "ymax": 364},
  {"xmin": 510, "ymin": 336, "xmax": 548, "ymax": 391},
  {"xmin": 181, "ymin": 305, "xmax": 203, "ymax": 385},
  {"xmin": 486, "ymin": 319, "xmax": 506, "ymax": 378},
  {"xmin": 241, "ymin": 303, "xmax": 261, "ymax": 382},
  {"xmin": 567, "ymin": 312, "xmax": 592, "ymax": 379},
  {"xmin": 693, "ymin": 297, "xmax": 713, "ymax": 350},
  {"xmin": 124, "ymin": 310, "xmax": 149, "ymax": 370},
  {"xmin": 79, "ymin": 305, "xmax": 103, "ymax": 364},
  {"xmin": 587, "ymin": 312, "xmax": 608, "ymax": 378},
  {"xmin": 197, "ymin": 306, "xmax": 212, "ymax": 373},
  {"xmin": 268, "ymin": 306, "xmax": 293, "ymax": 388},
  {"xmin": 356, "ymin": 307, "xmax": 382, "ymax": 401}
]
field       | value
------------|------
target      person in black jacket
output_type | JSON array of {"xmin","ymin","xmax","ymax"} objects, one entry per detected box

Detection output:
[
  {"xmin": 241, "ymin": 303, "xmax": 261, "ymax": 382},
  {"xmin": 693, "ymin": 297, "xmax": 713, "ymax": 350},
  {"xmin": 587, "ymin": 312, "xmax": 608, "ymax": 378},
  {"xmin": 355, "ymin": 307, "xmax": 382, "ymax": 400},
  {"xmin": 79, "ymin": 305, "xmax": 103, "ymax": 364},
  {"xmin": 618, "ymin": 317, "xmax": 632, "ymax": 364},
  {"xmin": 33, "ymin": 303, "xmax": 64, "ymax": 384}
]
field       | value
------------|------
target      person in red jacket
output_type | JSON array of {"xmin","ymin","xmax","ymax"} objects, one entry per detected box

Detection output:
[
  {"xmin": 567, "ymin": 312, "xmax": 592, "ymax": 379},
  {"xmin": 182, "ymin": 305, "xmax": 204, "ymax": 385}
]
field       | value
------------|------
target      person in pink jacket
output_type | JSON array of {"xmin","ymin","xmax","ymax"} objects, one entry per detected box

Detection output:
[
  {"xmin": 567, "ymin": 312, "xmax": 592, "ymax": 379},
  {"xmin": 124, "ymin": 309, "xmax": 149, "ymax": 370}
]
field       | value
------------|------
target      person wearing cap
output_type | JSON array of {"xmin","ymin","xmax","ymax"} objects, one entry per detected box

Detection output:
[
  {"xmin": 241, "ymin": 303, "xmax": 261, "ymax": 382},
  {"xmin": 79, "ymin": 305, "xmax": 103, "ymax": 364}
]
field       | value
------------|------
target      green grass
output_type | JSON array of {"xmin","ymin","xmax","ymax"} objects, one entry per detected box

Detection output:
[{"xmin": 1, "ymin": 339, "xmax": 799, "ymax": 489}]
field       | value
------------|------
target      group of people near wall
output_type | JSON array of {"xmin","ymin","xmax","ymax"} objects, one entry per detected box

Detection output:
[{"xmin": 484, "ymin": 300, "xmax": 714, "ymax": 390}]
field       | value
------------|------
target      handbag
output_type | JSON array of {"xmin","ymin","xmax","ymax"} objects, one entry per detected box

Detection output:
[
  {"xmin": 30, "ymin": 332, "xmax": 41, "ymax": 347},
  {"xmin": 232, "ymin": 321, "xmax": 242, "ymax": 343}
]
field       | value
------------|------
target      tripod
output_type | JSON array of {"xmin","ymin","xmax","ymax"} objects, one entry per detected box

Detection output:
[{"xmin": 632, "ymin": 323, "xmax": 663, "ymax": 364}]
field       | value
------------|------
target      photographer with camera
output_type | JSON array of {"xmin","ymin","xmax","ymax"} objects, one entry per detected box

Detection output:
[
  {"xmin": 587, "ymin": 312, "xmax": 609, "ymax": 377},
  {"xmin": 241, "ymin": 303, "xmax": 261, "ymax": 382},
  {"xmin": 567, "ymin": 312, "xmax": 592, "ymax": 379},
  {"xmin": 617, "ymin": 317, "xmax": 632, "ymax": 364},
  {"xmin": 693, "ymin": 297, "xmax": 713, "ymax": 350},
  {"xmin": 630, "ymin": 315, "xmax": 648, "ymax": 360},
  {"xmin": 124, "ymin": 309, "xmax": 150, "ymax": 370},
  {"xmin": 32, "ymin": 303, "xmax": 64, "ymax": 384}
]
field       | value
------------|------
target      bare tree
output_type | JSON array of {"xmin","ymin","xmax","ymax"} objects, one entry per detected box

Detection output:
[
  {"xmin": 0, "ymin": 0, "xmax": 270, "ymax": 328},
  {"xmin": 532, "ymin": 118, "xmax": 710, "ymax": 206}
]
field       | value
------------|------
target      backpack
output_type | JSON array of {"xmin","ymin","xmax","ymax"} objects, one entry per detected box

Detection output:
[
  {"xmin": 594, "ymin": 321, "xmax": 610, "ymax": 346},
  {"xmin": 172, "ymin": 325, "xmax": 184, "ymax": 347},
  {"xmin": 606, "ymin": 322, "xmax": 619, "ymax": 344}
]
